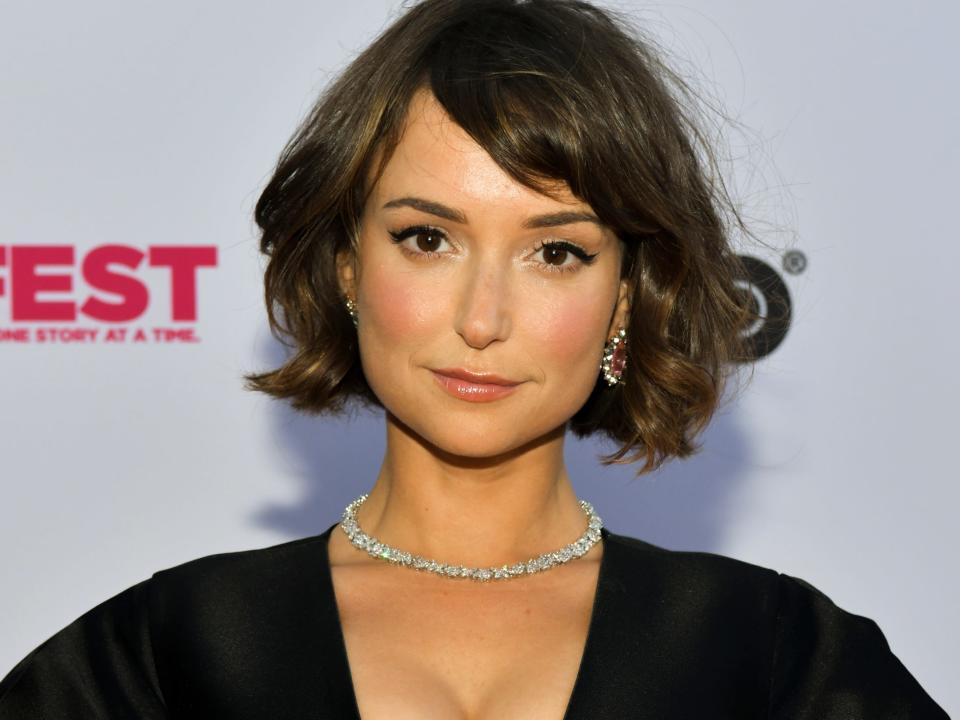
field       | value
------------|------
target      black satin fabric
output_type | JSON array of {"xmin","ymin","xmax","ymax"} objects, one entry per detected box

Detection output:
[{"xmin": 0, "ymin": 523, "xmax": 949, "ymax": 719}]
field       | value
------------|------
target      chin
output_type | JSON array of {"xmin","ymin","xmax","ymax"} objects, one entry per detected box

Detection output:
[
  {"xmin": 433, "ymin": 432, "xmax": 523, "ymax": 460},
  {"xmin": 395, "ymin": 407, "xmax": 567, "ymax": 462},
  {"xmin": 421, "ymin": 415, "xmax": 526, "ymax": 457}
]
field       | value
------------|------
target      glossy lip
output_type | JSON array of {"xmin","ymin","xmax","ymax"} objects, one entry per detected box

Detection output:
[
  {"xmin": 430, "ymin": 368, "xmax": 523, "ymax": 403},
  {"xmin": 432, "ymin": 367, "xmax": 522, "ymax": 386}
]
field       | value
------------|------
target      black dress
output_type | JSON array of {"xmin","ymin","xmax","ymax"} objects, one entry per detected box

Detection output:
[{"xmin": 0, "ymin": 523, "xmax": 949, "ymax": 719}]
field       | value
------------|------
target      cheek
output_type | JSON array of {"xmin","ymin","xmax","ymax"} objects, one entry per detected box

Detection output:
[
  {"xmin": 357, "ymin": 260, "xmax": 439, "ymax": 366},
  {"xmin": 525, "ymin": 292, "xmax": 609, "ymax": 379},
  {"xmin": 365, "ymin": 268, "xmax": 420, "ymax": 336}
]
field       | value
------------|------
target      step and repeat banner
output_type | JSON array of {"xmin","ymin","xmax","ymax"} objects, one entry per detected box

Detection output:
[{"xmin": 1, "ymin": 0, "xmax": 956, "ymax": 712}]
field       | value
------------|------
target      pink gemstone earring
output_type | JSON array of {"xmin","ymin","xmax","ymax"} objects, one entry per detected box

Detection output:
[{"xmin": 600, "ymin": 327, "xmax": 627, "ymax": 386}]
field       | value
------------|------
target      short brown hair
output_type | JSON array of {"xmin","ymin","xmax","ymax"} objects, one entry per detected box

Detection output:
[{"xmin": 244, "ymin": 0, "xmax": 757, "ymax": 476}]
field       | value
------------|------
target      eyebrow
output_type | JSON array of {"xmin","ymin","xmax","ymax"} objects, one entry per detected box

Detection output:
[{"xmin": 382, "ymin": 196, "xmax": 603, "ymax": 229}]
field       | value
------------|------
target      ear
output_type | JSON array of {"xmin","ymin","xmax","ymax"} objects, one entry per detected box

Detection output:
[
  {"xmin": 607, "ymin": 278, "xmax": 632, "ymax": 340},
  {"xmin": 335, "ymin": 247, "xmax": 357, "ymax": 302}
]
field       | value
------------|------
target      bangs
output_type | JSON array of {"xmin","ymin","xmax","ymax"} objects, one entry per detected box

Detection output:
[
  {"xmin": 425, "ymin": 4, "xmax": 598, "ymax": 201},
  {"xmin": 386, "ymin": 0, "xmax": 671, "ymax": 242}
]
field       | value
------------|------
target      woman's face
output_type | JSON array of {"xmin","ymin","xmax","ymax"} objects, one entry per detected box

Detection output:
[{"xmin": 339, "ymin": 88, "xmax": 631, "ymax": 459}]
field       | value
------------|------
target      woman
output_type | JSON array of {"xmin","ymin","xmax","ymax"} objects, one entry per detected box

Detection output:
[{"xmin": 0, "ymin": 0, "xmax": 949, "ymax": 717}]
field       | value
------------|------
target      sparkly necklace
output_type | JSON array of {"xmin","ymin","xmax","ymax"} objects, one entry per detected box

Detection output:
[{"xmin": 338, "ymin": 493, "xmax": 604, "ymax": 582}]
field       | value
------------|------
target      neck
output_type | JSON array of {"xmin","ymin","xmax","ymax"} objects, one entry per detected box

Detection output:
[{"xmin": 351, "ymin": 411, "xmax": 589, "ymax": 567}]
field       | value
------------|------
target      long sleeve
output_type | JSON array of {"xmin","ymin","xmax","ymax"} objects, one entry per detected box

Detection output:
[
  {"xmin": 767, "ymin": 573, "xmax": 949, "ymax": 719},
  {"xmin": 0, "ymin": 577, "xmax": 167, "ymax": 719}
]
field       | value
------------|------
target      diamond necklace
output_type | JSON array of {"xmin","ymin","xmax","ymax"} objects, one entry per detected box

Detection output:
[{"xmin": 338, "ymin": 493, "xmax": 604, "ymax": 582}]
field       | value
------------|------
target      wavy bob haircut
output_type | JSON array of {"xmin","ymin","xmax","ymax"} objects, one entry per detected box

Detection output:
[{"xmin": 244, "ymin": 0, "xmax": 757, "ymax": 476}]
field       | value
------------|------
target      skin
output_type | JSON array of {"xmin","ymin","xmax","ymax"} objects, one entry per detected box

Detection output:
[{"xmin": 329, "ymin": 87, "xmax": 632, "ymax": 717}]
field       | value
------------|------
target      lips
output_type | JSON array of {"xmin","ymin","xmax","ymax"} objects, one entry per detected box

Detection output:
[
  {"xmin": 431, "ymin": 367, "xmax": 521, "ymax": 386},
  {"xmin": 430, "ymin": 368, "xmax": 523, "ymax": 403}
]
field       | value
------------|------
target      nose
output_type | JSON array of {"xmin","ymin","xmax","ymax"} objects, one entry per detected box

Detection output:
[{"xmin": 453, "ymin": 254, "xmax": 512, "ymax": 350}]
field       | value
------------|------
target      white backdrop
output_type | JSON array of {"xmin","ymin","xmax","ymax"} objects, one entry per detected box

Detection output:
[{"xmin": 1, "ymin": 1, "xmax": 956, "ymax": 714}]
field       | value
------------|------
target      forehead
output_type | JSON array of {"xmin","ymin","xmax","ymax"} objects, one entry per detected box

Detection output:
[{"xmin": 367, "ymin": 88, "xmax": 586, "ymax": 213}]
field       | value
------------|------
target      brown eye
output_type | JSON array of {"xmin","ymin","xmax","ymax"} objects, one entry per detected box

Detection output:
[
  {"xmin": 388, "ymin": 225, "xmax": 450, "ymax": 256},
  {"xmin": 533, "ymin": 240, "xmax": 599, "ymax": 275},
  {"xmin": 414, "ymin": 231, "xmax": 444, "ymax": 253},
  {"xmin": 542, "ymin": 245, "xmax": 569, "ymax": 266}
]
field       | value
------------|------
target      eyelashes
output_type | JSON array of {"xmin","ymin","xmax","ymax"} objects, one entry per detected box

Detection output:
[
  {"xmin": 387, "ymin": 224, "xmax": 599, "ymax": 275},
  {"xmin": 388, "ymin": 225, "xmax": 443, "ymax": 252}
]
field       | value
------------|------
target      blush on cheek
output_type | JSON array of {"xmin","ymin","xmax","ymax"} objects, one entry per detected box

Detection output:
[
  {"xmin": 363, "ymin": 264, "xmax": 429, "ymax": 330},
  {"xmin": 535, "ymin": 299, "xmax": 608, "ymax": 371}
]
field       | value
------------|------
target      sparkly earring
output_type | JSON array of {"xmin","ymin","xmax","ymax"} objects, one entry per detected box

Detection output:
[
  {"xmin": 344, "ymin": 297, "xmax": 359, "ymax": 328},
  {"xmin": 600, "ymin": 327, "xmax": 627, "ymax": 386}
]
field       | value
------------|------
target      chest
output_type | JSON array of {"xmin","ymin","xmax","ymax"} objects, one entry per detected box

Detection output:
[{"xmin": 329, "ymin": 562, "xmax": 600, "ymax": 720}]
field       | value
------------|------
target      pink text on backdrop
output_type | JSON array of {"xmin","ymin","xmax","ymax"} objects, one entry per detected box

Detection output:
[{"xmin": 0, "ymin": 245, "xmax": 217, "ymax": 322}]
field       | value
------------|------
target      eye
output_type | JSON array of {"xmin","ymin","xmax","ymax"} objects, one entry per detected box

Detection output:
[
  {"xmin": 388, "ymin": 225, "xmax": 451, "ymax": 257},
  {"xmin": 532, "ymin": 240, "xmax": 599, "ymax": 275}
]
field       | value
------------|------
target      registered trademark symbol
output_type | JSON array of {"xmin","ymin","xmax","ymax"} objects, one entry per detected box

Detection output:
[{"xmin": 782, "ymin": 250, "xmax": 807, "ymax": 275}]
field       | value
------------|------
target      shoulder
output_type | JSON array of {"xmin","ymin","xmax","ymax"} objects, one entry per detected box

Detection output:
[
  {"xmin": 0, "ymin": 576, "xmax": 165, "ymax": 716},
  {"xmin": 602, "ymin": 527, "xmax": 779, "ymax": 579},
  {"xmin": 150, "ymin": 529, "xmax": 331, "ymax": 585},
  {"xmin": 599, "ymin": 530, "xmax": 948, "ymax": 717},
  {"xmin": 601, "ymin": 528, "xmax": 782, "ymax": 614},
  {"xmin": 145, "ymin": 527, "xmax": 335, "ymax": 619},
  {"xmin": 0, "ymin": 527, "xmax": 351, "ymax": 717},
  {"xmin": 139, "ymin": 527, "xmax": 344, "ymax": 708},
  {"xmin": 601, "ymin": 527, "xmax": 857, "ymax": 610},
  {"xmin": 601, "ymin": 528, "xmax": 896, "ymax": 652}
]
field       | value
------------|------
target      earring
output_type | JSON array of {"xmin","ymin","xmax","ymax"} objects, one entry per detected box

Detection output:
[
  {"xmin": 600, "ymin": 327, "xmax": 627, "ymax": 386},
  {"xmin": 344, "ymin": 297, "xmax": 359, "ymax": 328}
]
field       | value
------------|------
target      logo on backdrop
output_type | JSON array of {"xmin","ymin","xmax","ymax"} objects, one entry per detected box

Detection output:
[
  {"xmin": 0, "ymin": 244, "xmax": 217, "ymax": 344},
  {"xmin": 735, "ymin": 251, "xmax": 804, "ymax": 360}
]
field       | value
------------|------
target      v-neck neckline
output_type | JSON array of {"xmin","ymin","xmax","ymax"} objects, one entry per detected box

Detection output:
[{"xmin": 317, "ymin": 521, "xmax": 614, "ymax": 720}]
